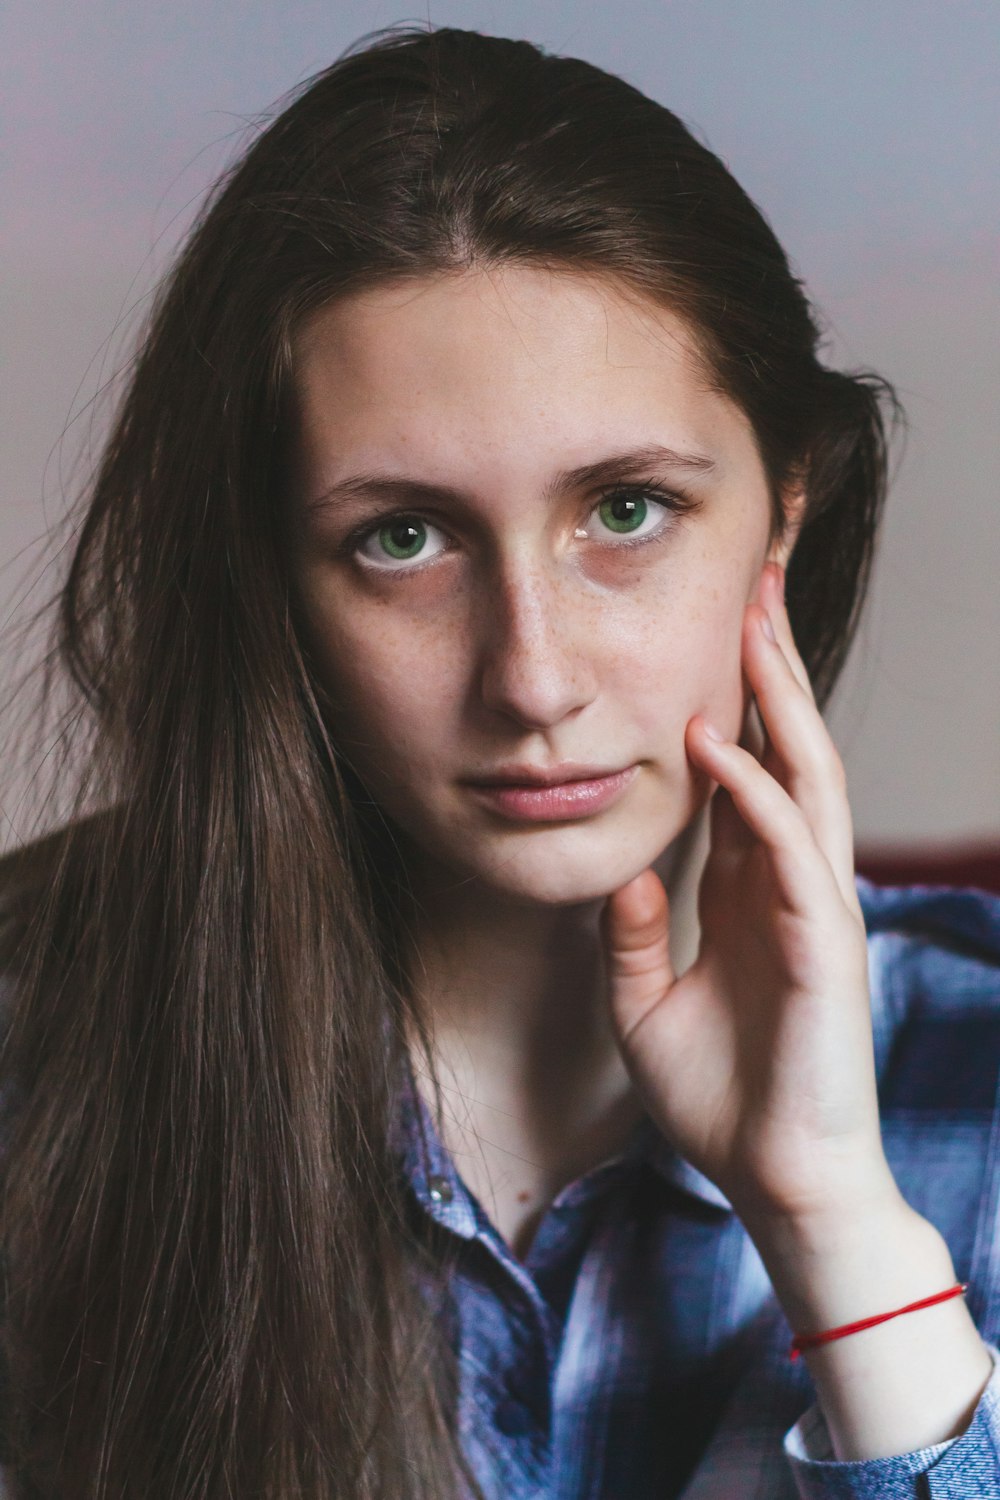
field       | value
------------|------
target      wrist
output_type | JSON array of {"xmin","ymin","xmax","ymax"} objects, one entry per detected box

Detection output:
[
  {"xmin": 743, "ymin": 1187, "xmax": 993, "ymax": 1461},
  {"xmin": 742, "ymin": 1184, "xmax": 947, "ymax": 1334}
]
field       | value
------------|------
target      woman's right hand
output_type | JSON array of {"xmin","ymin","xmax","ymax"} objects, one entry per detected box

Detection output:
[{"xmin": 599, "ymin": 562, "xmax": 898, "ymax": 1231}]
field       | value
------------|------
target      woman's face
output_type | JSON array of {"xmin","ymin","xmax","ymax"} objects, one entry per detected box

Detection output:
[{"xmin": 290, "ymin": 266, "xmax": 790, "ymax": 905}]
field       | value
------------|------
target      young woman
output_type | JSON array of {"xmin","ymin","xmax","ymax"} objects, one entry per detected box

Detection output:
[{"xmin": 1, "ymin": 23, "xmax": 998, "ymax": 1500}]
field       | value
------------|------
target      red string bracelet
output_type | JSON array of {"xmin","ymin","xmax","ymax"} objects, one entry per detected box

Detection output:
[{"xmin": 789, "ymin": 1283, "xmax": 968, "ymax": 1361}]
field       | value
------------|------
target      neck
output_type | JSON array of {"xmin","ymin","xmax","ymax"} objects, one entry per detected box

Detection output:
[
  {"xmin": 402, "ymin": 808, "xmax": 711, "ymax": 1194},
  {"xmin": 410, "ymin": 808, "xmax": 707, "ymax": 1028}
]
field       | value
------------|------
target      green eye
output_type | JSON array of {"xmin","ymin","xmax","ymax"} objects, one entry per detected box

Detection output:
[
  {"xmin": 353, "ymin": 514, "xmax": 449, "ymax": 571},
  {"xmin": 377, "ymin": 518, "xmax": 427, "ymax": 560},
  {"xmin": 597, "ymin": 493, "xmax": 649, "ymax": 534}
]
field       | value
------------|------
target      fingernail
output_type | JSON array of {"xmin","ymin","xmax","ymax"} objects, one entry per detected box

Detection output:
[
  {"xmin": 760, "ymin": 612, "xmax": 776, "ymax": 643},
  {"xmin": 702, "ymin": 718, "xmax": 726, "ymax": 742}
]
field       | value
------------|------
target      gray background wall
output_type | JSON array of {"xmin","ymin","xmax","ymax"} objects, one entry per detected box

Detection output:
[{"xmin": 3, "ymin": 0, "xmax": 998, "ymax": 849}]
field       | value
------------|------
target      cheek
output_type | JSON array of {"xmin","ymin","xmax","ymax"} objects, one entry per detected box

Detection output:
[
  {"xmin": 305, "ymin": 596, "xmax": 458, "ymax": 763},
  {"xmin": 621, "ymin": 571, "xmax": 750, "ymax": 747}
]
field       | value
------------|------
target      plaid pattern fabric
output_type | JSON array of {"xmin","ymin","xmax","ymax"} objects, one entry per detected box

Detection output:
[
  {"xmin": 0, "ymin": 877, "xmax": 998, "ymax": 1497},
  {"xmin": 393, "ymin": 877, "xmax": 1000, "ymax": 1498}
]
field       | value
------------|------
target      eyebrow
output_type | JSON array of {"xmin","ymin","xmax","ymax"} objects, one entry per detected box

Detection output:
[{"xmin": 304, "ymin": 443, "xmax": 717, "ymax": 515}]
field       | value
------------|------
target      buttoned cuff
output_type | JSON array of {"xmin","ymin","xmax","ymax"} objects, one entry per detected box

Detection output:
[{"xmin": 782, "ymin": 1342, "xmax": 1000, "ymax": 1498}]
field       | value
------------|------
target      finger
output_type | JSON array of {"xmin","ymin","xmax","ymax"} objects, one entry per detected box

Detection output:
[
  {"xmin": 686, "ymin": 715, "xmax": 839, "ymax": 912},
  {"xmin": 706, "ymin": 776, "xmax": 755, "ymax": 866},
  {"xmin": 740, "ymin": 611, "xmax": 858, "ymax": 909},
  {"xmin": 760, "ymin": 562, "xmax": 815, "ymax": 702},
  {"xmin": 600, "ymin": 868, "xmax": 676, "ymax": 1047},
  {"xmin": 739, "ymin": 694, "xmax": 768, "ymax": 764},
  {"xmin": 737, "ymin": 695, "xmax": 797, "ymax": 802}
]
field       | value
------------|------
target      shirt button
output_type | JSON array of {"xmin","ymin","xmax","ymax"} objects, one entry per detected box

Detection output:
[{"xmin": 427, "ymin": 1174, "xmax": 453, "ymax": 1205}]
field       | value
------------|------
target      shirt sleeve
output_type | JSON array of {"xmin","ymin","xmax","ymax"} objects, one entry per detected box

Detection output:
[{"xmin": 782, "ymin": 1343, "xmax": 1000, "ymax": 1498}]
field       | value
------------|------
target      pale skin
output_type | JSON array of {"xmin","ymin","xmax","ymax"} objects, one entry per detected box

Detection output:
[{"xmin": 290, "ymin": 264, "xmax": 993, "ymax": 1463}]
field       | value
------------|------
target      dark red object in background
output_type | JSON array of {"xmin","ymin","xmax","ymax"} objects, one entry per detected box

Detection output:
[{"xmin": 855, "ymin": 844, "xmax": 1000, "ymax": 897}]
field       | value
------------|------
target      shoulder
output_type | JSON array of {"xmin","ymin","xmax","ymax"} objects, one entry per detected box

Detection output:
[
  {"xmin": 0, "ymin": 809, "xmax": 123, "ymax": 1026},
  {"xmin": 859, "ymin": 872, "xmax": 1000, "ymax": 968},
  {"xmin": 858, "ymin": 876, "xmax": 1000, "ymax": 1297},
  {"xmin": 0, "ymin": 825, "xmax": 68, "ymax": 923},
  {"xmin": 0, "ymin": 809, "xmax": 122, "ymax": 936},
  {"xmin": 0, "ymin": 811, "xmax": 125, "ymax": 1155},
  {"xmin": 0, "ymin": 823, "xmax": 76, "ymax": 980},
  {"xmin": 859, "ymin": 872, "xmax": 1000, "ymax": 1112},
  {"xmin": 859, "ymin": 873, "xmax": 1000, "ymax": 1047}
]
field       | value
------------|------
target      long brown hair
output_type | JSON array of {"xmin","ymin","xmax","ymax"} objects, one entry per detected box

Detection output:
[{"xmin": 0, "ymin": 23, "xmax": 899, "ymax": 1498}]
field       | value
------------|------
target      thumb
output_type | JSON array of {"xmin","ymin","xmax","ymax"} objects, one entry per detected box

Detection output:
[{"xmin": 599, "ymin": 868, "xmax": 675, "ymax": 1046}]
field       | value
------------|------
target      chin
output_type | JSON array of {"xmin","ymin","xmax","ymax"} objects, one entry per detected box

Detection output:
[
  {"xmin": 385, "ymin": 782, "xmax": 696, "ymax": 905},
  {"xmin": 455, "ymin": 828, "xmax": 680, "ymax": 907}
]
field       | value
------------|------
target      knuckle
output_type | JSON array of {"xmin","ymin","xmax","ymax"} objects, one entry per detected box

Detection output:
[{"xmin": 607, "ymin": 936, "xmax": 671, "ymax": 982}]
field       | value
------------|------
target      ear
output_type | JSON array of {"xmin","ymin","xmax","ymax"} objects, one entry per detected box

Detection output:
[{"xmin": 765, "ymin": 482, "xmax": 807, "ymax": 571}]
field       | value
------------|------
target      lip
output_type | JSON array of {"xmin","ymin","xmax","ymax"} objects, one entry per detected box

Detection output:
[
  {"xmin": 464, "ymin": 764, "xmax": 639, "ymax": 822},
  {"xmin": 465, "ymin": 762, "xmax": 627, "ymax": 788}
]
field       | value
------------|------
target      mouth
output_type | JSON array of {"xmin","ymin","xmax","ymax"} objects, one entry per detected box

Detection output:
[
  {"xmin": 462, "ymin": 764, "xmax": 639, "ymax": 822},
  {"xmin": 464, "ymin": 761, "xmax": 629, "ymax": 787}
]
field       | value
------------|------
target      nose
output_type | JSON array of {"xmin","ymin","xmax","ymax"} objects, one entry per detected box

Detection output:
[{"xmin": 476, "ymin": 557, "xmax": 598, "ymax": 730}]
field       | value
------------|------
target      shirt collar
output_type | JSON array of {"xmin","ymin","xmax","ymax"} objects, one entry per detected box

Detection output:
[
  {"xmin": 389, "ymin": 875, "xmax": 1000, "ymax": 1230},
  {"xmin": 390, "ymin": 1063, "xmax": 733, "ymax": 1230}
]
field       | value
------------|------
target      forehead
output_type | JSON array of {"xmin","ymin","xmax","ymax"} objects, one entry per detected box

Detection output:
[{"xmin": 291, "ymin": 265, "xmax": 758, "ymax": 480}]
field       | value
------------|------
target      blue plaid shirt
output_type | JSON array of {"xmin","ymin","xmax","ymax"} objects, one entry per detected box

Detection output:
[{"xmin": 394, "ymin": 878, "xmax": 1000, "ymax": 1498}]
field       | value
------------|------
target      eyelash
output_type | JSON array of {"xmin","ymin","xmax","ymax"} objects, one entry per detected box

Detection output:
[{"xmin": 341, "ymin": 483, "xmax": 697, "ymax": 574}]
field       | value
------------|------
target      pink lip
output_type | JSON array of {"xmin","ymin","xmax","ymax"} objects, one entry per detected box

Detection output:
[
  {"xmin": 465, "ymin": 760, "xmax": 627, "ymax": 787},
  {"xmin": 465, "ymin": 765, "xmax": 639, "ymax": 822}
]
